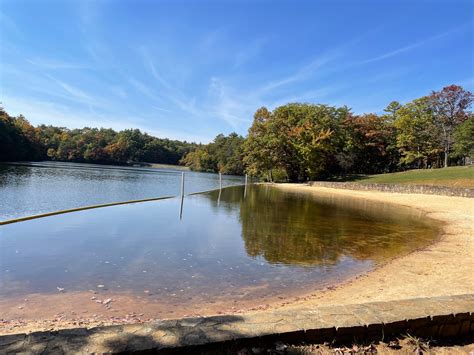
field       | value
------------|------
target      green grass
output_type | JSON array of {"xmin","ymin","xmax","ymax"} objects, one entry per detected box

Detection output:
[
  {"xmin": 326, "ymin": 166, "xmax": 474, "ymax": 188},
  {"xmin": 146, "ymin": 163, "xmax": 190, "ymax": 171}
]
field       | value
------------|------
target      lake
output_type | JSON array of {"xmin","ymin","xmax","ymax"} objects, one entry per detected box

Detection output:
[
  {"xmin": 0, "ymin": 184, "xmax": 440, "ymax": 321},
  {"xmin": 0, "ymin": 161, "xmax": 244, "ymax": 221}
]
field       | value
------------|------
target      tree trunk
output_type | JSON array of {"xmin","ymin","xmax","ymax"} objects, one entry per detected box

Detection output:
[
  {"xmin": 444, "ymin": 143, "xmax": 449, "ymax": 168},
  {"xmin": 442, "ymin": 126, "xmax": 449, "ymax": 168}
]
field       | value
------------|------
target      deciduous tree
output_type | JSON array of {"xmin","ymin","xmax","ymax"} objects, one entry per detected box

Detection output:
[{"xmin": 429, "ymin": 85, "xmax": 473, "ymax": 167}]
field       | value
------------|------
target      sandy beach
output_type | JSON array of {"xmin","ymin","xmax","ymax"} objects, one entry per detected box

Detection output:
[
  {"xmin": 1, "ymin": 184, "xmax": 473, "ymax": 335},
  {"xmin": 270, "ymin": 184, "xmax": 474, "ymax": 309}
]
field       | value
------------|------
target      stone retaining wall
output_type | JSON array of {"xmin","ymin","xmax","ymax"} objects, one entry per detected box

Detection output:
[
  {"xmin": 309, "ymin": 181, "xmax": 474, "ymax": 197},
  {"xmin": 1, "ymin": 294, "xmax": 473, "ymax": 353}
]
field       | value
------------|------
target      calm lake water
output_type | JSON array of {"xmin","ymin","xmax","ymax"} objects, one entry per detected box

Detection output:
[
  {"xmin": 0, "ymin": 185, "xmax": 439, "ymax": 308},
  {"xmin": 0, "ymin": 161, "xmax": 244, "ymax": 221}
]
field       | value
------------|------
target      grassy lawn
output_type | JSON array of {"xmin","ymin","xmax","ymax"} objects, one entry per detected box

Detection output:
[
  {"xmin": 326, "ymin": 166, "xmax": 474, "ymax": 188},
  {"xmin": 147, "ymin": 163, "xmax": 190, "ymax": 171}
]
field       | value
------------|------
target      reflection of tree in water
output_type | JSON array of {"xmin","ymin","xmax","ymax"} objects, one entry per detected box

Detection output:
[
  {"xmin": 202, "ymin": 187, "xmax": 246, "ymax": 214},
  {"xmin": 234, "ymin": 186, "xmax": 439, "ymax": 267},
  {"xmin": 0, "ymin": 164, "xmax": 33, "ymax": 187}
]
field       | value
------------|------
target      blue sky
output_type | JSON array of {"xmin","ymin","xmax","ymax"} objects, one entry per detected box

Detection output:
[{"xmin": 1, "ymin": 0, "xmax": 473, "ymax": 143}]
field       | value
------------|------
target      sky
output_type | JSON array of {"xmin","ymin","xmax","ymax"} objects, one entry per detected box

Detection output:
[{"xmin": 0, "ymin": 0, "xmax": 473, "ymax": 143}]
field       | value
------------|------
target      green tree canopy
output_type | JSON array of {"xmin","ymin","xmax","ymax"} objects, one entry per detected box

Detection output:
[
  {"xmin": 181, "ymin": 133, "xmax": 245, "ymax": 175},
  {"xmin": 452, "ymin": 115, "xmax": 474, "ymax": 163},
  {"xmin": 393, "ymin": 97, "xmax": 442, "ymax": 168},
  {"xmin": 429, "ymin": 85, "xmax": 473, "ymax": 167}
]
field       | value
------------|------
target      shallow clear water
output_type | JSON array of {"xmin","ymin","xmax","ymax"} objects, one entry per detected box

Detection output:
[
  {"xmin": 0, "ymin": 161, "xmax": 244, "ymax": 221},
  {"xmin": 0, "ymin": 185, "xmax": 439, "ymax": 305}
]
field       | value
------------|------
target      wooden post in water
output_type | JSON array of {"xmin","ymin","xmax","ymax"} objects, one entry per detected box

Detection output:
[
  {"xmin": 179, "ymin": 194, "xmax": 184, "ymax": 220},
  {"xmin": 180, "ymin": 172, "xmax": 185, "ymax": 219},
  {"xmin": 244, "ymin": 174, "xmax": 248, "ymax": 198},
  {"xmin": 217, "ymin": 172, "xmax": 222, "ymax": 207}
]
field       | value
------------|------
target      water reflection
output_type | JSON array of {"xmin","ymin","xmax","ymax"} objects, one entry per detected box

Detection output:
[
  {"xmin": 202, "ymin": 185, "xmax": 439, "ymax": 266},
  {"xmin": 0, "ymin": 185, "xmax": 439, "ymax": 305}
]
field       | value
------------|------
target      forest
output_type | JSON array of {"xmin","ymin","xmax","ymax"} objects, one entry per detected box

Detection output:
[
  {"xmin": 0, "ymin": 110, "xmax": 197, "ymax": 166},
  {"xmin": 1, "ymin": 84, "xmax": 473, "ymax": 181}
]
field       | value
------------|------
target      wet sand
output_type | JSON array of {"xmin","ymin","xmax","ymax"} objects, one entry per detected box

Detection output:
[
  {"xmin": 1, "ymin": 184, "xmax": 472, "ymax": 335},
  {"xmin": 0, "ymin": 277, "xmax": 351, "ymax": 335}
]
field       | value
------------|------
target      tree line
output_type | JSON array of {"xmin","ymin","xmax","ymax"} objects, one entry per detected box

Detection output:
[
  {"xmin": 1, "ymin": 84, "xmax": 472, "ymax": 180},
  {"xmin": 0, "ymin": 108, "xmax": 197, "ymax": 165}
]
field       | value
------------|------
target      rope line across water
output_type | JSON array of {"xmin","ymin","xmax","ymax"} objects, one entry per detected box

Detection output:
[
  {"xmin": 0, "ymin": 195, "xmax": 175, "ymax": 226},
  {"xmin": 0, "ymin": 184, "xmax": 248, "ymax": 226}
]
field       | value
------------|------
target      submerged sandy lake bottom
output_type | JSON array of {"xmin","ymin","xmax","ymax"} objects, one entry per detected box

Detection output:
[{"xmin": 0, "ymin": 185, "xmax": 440, "ymax": 322}]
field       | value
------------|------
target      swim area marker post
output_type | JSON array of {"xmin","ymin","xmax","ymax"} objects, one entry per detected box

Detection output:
[
  {"xmin": 180, "ymin": 172, "xmax": 185, "ymax": 219},
  {"xmin": 244, "ymin": 174, "xmax": 248, "ymax": 198},
  {"xmin": 218, "ymin": 172, "xmax": 222, "ymax": 206}
]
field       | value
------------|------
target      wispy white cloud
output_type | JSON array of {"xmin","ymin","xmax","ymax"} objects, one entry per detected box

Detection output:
[
  {"xmin": 128, "ymin": 77, "xmax": 162, "ymax": 101},
  {"xmin": 258, "ymin": 54, "xmax": 333, "ymax": 94},
  {"xmin": 255, "ymin": 34, "xmax": 366, "ymax": 95},
  {"xmin": 203, "ymin": 38, "xmax": 363, "ymax": 126},
  {"xmin": 138, "ymin": 49, "xmax": 213, "ymax": 120},
  {"xmin": 128, "ymin": 74, "xmax": 201, "ymax": 118},
  {"xmin": 152, "ymin": 105, "xmax": 172, "ymax": 113},
  {"xmin": 48, "ymin": 76, "xmax": 93, "ymax": 102},
  {"xmin": 43, "ymin": 74, "xmax": 119, "ymax": 112},
  {"xmin": 208, "ymin": 77, "xmax": 257, "ymax": 129},
  {"xmin": 2, "ymin": 64, "xmax": 111, "ymax": 110},
  {"xmin": 357, "ymin": 24, "xmax": 469, "ymax": 65},
  {"xmin": 140, "ymin": 47, "xmax": 172, "ymax": 89}
]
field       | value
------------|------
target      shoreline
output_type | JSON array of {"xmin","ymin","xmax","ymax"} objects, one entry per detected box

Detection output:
[
  {"xmin": 264, "ymin": 184, "xmax": 474, "ymax": 310},
  {"xmin": 1, "ymin": 184, "xmax": 472, "ymax": 335}
]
